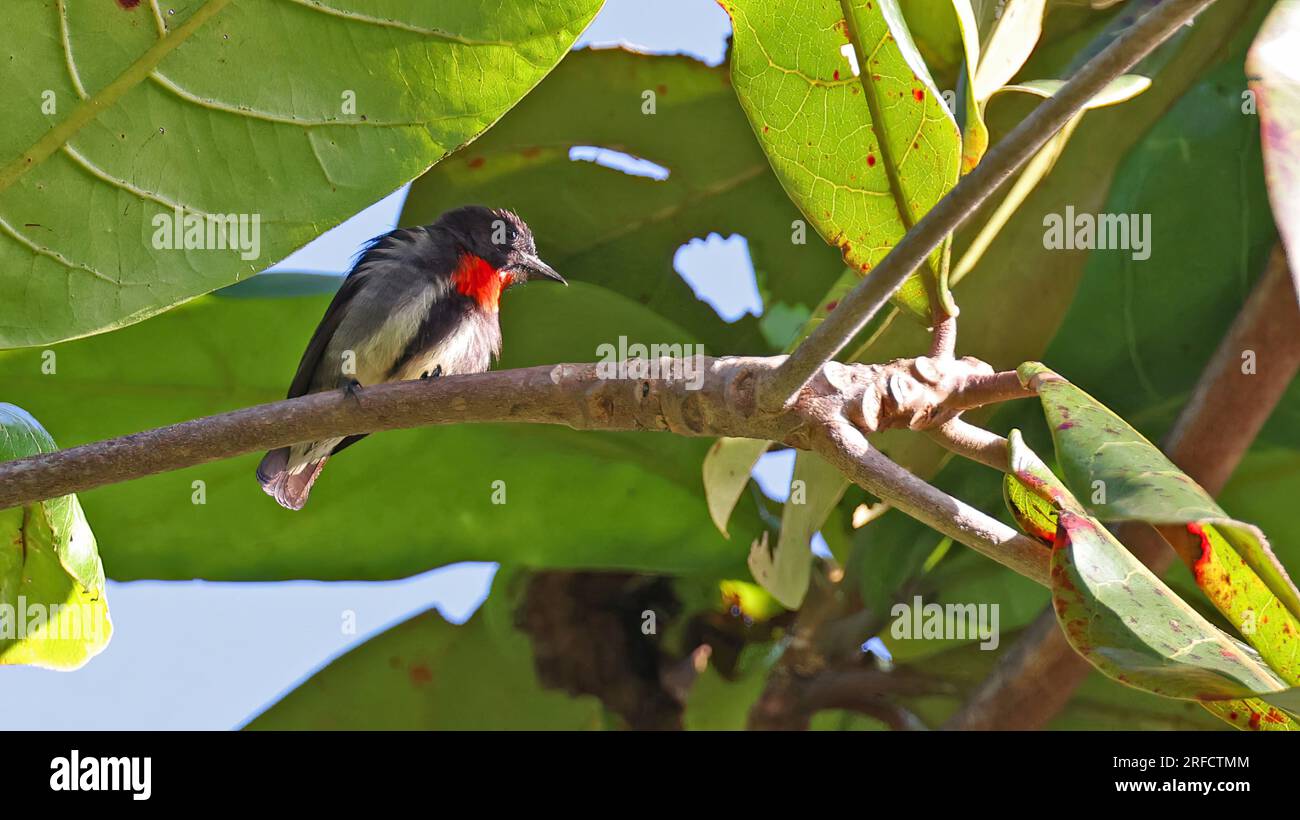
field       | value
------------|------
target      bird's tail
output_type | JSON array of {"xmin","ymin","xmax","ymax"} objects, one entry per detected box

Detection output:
[{"xmin": 257, "ymin": 446, "xmax": 328, "ymax": 511}]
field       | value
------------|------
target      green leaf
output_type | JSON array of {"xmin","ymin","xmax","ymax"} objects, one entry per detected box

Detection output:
[
  {"xmin": 1039, "ymin": 51, "xmax": 1282, "ymax": 439},
  {"xmin": 971, "ymin": 0, "xmax": 1045, "ymax": 102},
  {"xmin": 0, "ymin": 276, "xmax": 754, "ymax": 581},
  {"xmin": 1019, "ymin": 361, "xmax": 1300, "ymax": 623},
  {"xmin": 245, "ymin": 604, "xmax": 604, "ymax": 730},
  {"xmin": 1004, "ymin": 430, "xmax": 1298, "ymax": 728},
  {"xmin": 1201, "ymin": 698, "xmax": 1298, "ymax": 731},
  {"xmin": 843, "ymin": 3, "xmax": 1248, "ymax": 485},
  {"xmin": 0, "ymin": 404, "xmax": 110, "ymax": 669},
  {"xmin": 401, "ymin": 47, "xmax": 845, "ymax": 357},
  {"xmin": 1050, "ymin": 509, "xmax": 1288, "ymax": 702},
  {"xmin": 1019, "ymin": 362, "xmax": 1300, "ymax": 691},
  {"xmin": 748, "ymin": 453, "xmax": 847, "ymax": 609},
  {"xmin": 994, "ymin": 75, "xmax": 1152, "ymax": 107},
  {"xmin": 950, "ymin": 0, "xmax": 990, "ymax": 173},
  {"xmin": 722, "ymin": 0, "xmax": 962, "ymax": 322},
  {"xmin": 703, "ymin": 438, "xmax": 768, "ymax": 537},
  {"xmin": 1247, "ymin": 0, "xmax": 1300, "ymax": 294},
  {"xmin": 1002, "ymin": 429, "xmax": 1073, "ymax": 543},
  {"xmin": 1185, "ymin": 522, "xmax": 1300, "ymax": 686},
  {"xmin": 0, "ymin": 0, "xmax": 602, "ymax": 348},
  {"xmin": 952, "ymin": 74, "xmax": 1151, "ymax": 283}
]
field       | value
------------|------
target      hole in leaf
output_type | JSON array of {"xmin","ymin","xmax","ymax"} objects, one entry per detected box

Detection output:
[
  {"xmin": 673, "ymin": 233, "xmax": 763, "ymax": 322},
  {"xmin": 568, "ymin": 146, "xmax": 669, "ymax": 180}
]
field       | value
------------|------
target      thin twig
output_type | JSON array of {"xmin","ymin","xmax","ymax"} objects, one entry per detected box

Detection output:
[
  {"xmin": 926, "ymin": 419, "xmax": 1009, "ymax": 472},
  {"xmin": 929, "ymin": 316, "xmax": 959, "ymax": 359},
  {"xmin": 812, "ymin": 421, "xmax": 1050, "ymax": 586},
  {"xmin": 757, "ymin": 0, "xmax": 1220, "ymax": 412}
]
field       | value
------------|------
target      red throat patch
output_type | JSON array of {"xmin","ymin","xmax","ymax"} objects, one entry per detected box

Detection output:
[{"xmin": 453, "ymin": 252, "xmax": 507, "ymax": 311}]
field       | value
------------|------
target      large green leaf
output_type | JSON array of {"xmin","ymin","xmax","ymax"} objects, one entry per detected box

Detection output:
[
  {"xmin": 1001, "ymin": 428, "xmax": 1298, "ymax": 729},
  {"xmin": 723, "ymin": 0, "xmax": 962, "ymax": 322},
  {"xmin": 836, "ymin": 0, "xmax": 1263, "ymax": 491},
  {"xmin": 1248, "ymin": 0, "xmax": 1300, "ymax": 293},
  {"xmin": 402, "ymin": 47, "xmax": 845, "ymax": 356},
  {"xmin": 1040, "ymin": 54, "xmax": 1288, "ymax": 445},
  {"xmin": 0, "ymin": 0, "xmax": 602, "ymax": 348},
  {"xmin": 1018, "ymin": 362, "xmax": 1300, "ymax": 686},
  {"xmin": 1050, "ymin": 509, "xmax": 1289, "ymax": 703},
  {"xmin": 0, "ymin": 275, "xmax": 755, "ymax": 581},
  {"xmin": 0, "ymin": 404, "xmax": 110, "ymax": 669}
]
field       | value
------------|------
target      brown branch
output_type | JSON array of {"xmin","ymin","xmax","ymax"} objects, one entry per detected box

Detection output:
[
  {"xmin": 930, "ymin": 316, "xmax": 959, "ymax": 359},
  {"xmin": 813, "ymin": 421, "xmax": 1050, "ymax": 586},
  {"xmin": 944, "ymin": 245, "xmax": 1300, "ymax": 730},
  {"xmin": 757, "ymin": 0, "xmax": 1221, "ymax": 411},
  {"xmin": 0, "ymin": 352, "xmax": 1049, "ymax": 588},
  {"xmin": 926, "ymin": 418, "xmax": 1010, "ymax": 472},
  {"xmin": 748, "ymin": 663, "xmax": 950, "ymax": 730}
]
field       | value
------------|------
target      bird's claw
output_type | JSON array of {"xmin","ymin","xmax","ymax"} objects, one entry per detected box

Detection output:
[
  {"xmin": 338, "ymin": 377, "xmax": 364, "ymax": 403},
  {"xmin": 421, "ymin": 365, "xmax": 443, "ymax": 381}
]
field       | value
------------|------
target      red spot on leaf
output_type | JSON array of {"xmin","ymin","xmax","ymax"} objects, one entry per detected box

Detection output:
[
  {"xmin": 1249, "ymin": 711, "xmax": 1262, "ymax": 730},
  {"xmin": 467, "ymin": 156, "xmax": 485, "ymax": 169},
  {"xmin": 826, "ymin": 300, "xmax": 838, "ymax": 312},
  {"xmin": 913, "ymin": 89, "xmax": 924, "ymax": 102},
  {"xmin": 833, "ymin": 70, "xmax": 840, "ymax": 81},
  {"xmin": 657, "ymin": 84, "xmax": 668, "ymax": 96},
  {"xmin": 117, "ymin": 0, "xmax": 140, "ymax": 8},
  {"xmin": 1187, "ymin": 522, "xmax": 1212, "ymax": 585},
  {"xmin": 521, "ymin": 147, "xmax": 541, "ymax": 159},
  {"xmin": 867, "ymin": 154, "xmax": 877, "ymax": 167},
  {"xmin": 1229, "ymin": 710, "xmax": 1239, "ymax": 721},
  {"xmin": 409, "ymin": 663, "xmax": 433, "ymax": 686},
  {"xmin": 1056, "ymin": 421, "xmax": 1075, "ymax": 430}
]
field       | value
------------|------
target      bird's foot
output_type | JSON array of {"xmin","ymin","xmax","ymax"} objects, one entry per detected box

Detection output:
[
  {"xmin": 421, "ymin": 365, "xmax": 443, "ymax": 380},
  {"xmin": 337, "ymin": 377, "xmax": 364, "ymax": 403}
]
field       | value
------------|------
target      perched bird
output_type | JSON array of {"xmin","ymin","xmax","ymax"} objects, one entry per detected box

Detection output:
[{"xmin": 257, "ymin": 205, "xmax": 566, "ymax": 510}]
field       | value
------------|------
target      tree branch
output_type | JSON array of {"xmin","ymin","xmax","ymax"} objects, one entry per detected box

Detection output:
[
  {"xmin": 925, "ymin": 418, "xmax": 1010, "ymax": 472},
  {"xmin": 0, "ymin": 352, "xmax": 1047, "ymax": 587},
  {"xmin": 812, "ymin": 421, "xmax": 1049, "ymax": 586},
  {"xmin": 943, "ymin": 245, "xmax": 1300, "ymax": 730},
  {"xmin": 757, "ymin": 0, "xmax": 1220, "ymax": 412}
]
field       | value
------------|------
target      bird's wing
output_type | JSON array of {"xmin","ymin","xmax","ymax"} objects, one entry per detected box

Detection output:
[{"xmin": 285, "ymin": 270, "xmax": 371, "ymax": 399}]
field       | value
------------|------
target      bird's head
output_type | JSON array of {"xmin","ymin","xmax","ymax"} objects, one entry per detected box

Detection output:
[{"xmin": 435, "ymin": 206, "xmax": 566, "ymax": 310}]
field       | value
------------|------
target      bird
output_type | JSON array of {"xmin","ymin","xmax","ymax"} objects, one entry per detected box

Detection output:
[{"xmin": 256, "ymin": 205, "xmax": 566, "ymax": 510}]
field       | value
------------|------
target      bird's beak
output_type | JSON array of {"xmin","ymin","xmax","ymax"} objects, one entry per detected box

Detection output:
[{"xmin": 513, "ymin": 253, "xmax": 567, "ymax": 285}]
